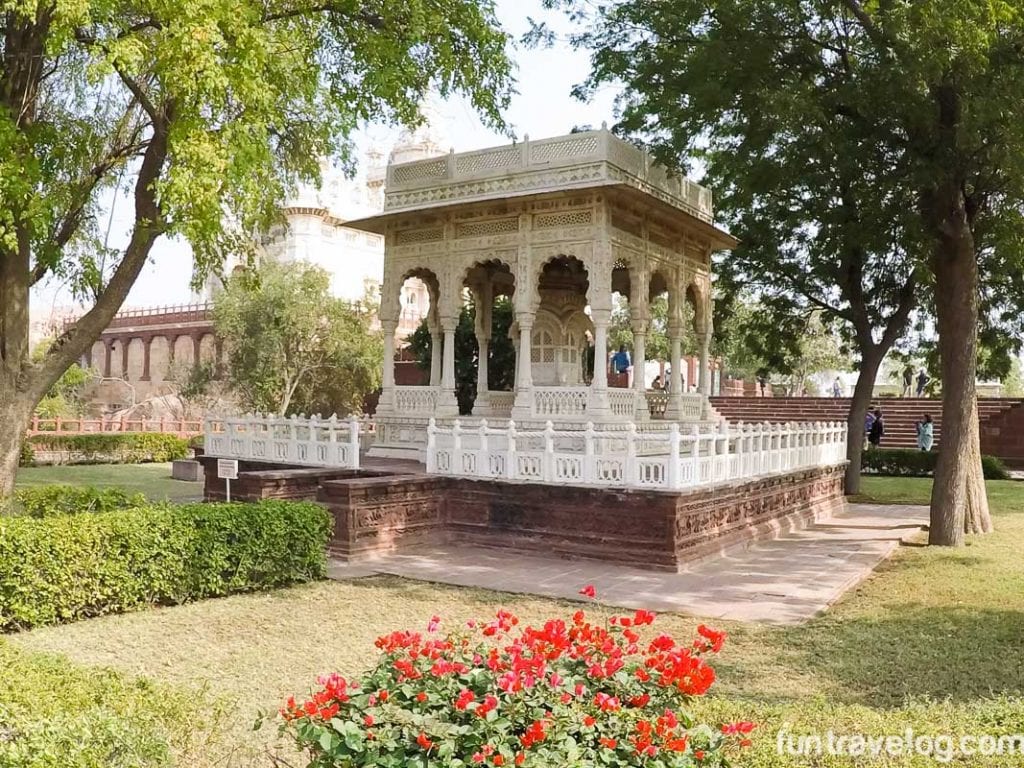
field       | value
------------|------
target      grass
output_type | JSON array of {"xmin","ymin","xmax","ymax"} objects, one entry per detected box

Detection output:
[
  {"xmin": 6, "ymin": 475, "xmax": 1024, "ymax": 765},
  {"xmin": 15, "ymin": 463, "xmax": 203, "ymax": 503}
]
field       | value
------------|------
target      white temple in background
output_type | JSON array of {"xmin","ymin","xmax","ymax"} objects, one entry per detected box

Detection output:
[{"xmin": 201, "ymin": 118, "xmax": 448, "ymax": 337}]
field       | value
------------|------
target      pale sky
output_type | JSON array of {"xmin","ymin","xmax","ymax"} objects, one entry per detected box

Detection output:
[{"xmin": 32, "ymin": 0, "xmax": 619, "ymax": 315}]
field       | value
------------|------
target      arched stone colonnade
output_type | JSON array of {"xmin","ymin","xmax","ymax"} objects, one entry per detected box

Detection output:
[{"xmin": 375, "ymin": 191, "xmax": 720, "ymax": 422}]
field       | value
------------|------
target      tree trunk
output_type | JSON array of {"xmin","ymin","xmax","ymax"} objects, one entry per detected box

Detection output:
[
  {"xmin": 844, "ymin": 350, "xmax": 884, "ymax": 494},
  {"xmin": 963, "ymin": 397, "xmax": 993, "ymax": 534},
  {"xmin": 0, "ymin": 396, "xmax": 35, "ymax": 500},
  {"xmin": 929, "ymin": 210, "xmax": 982, "ymax": 546}
]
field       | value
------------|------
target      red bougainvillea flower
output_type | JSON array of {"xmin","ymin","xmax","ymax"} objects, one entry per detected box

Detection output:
[
  {"xmin": 520, "ymin": 719, "xmax": 548, "ymax": 747},
  {"xmin": 697, "ymin": 624, "xmax": 728, "ymax": 653},
  {"xmin": 722, "ymin": 721, "xmax": 757, "ymax": 735},
  {"xmin": 475, "ymin": 694, "xmax": 498, "ymax": 717},
  {"xmin": 455, "ymin": 689, "xmax": 476, "ymax": 710},
  {"xmin": 280, "ymin": 598, "xmax": 746, "ymax": 766},
  {"xmin": 665, "ymin": 736, "xmax": 689, "ymax": 752}
]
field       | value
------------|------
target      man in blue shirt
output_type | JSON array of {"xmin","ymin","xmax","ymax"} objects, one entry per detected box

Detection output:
[{"xmin": 611, "ymin": 345, "xmax": 631, "ymax": 375}]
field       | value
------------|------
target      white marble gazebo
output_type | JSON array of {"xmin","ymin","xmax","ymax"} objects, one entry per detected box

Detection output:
[{"xmin": 347, "ymin": 126, "xmax": 737, "ymax": 458}]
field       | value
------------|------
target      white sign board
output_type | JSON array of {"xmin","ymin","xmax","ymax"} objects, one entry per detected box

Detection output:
[{"xmin": 217, "ymin": 459, "xmax": 239, "ymax": 480}]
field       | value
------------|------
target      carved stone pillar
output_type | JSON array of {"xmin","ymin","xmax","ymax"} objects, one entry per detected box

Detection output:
[
  {"xmin": 437, "ymin": 316, "xmax": 460, "ymax": 416},
  {"xmin": 511, "ymin": 316, "xmax": 534, "ymax": 420},
  {"xmin": 120, "ymin": 336, "xmax": 130, "ymax": 379},
  {"xmin": 103, "ymin": 339, "xmax": 113, "ymax": 378},
  {"xmin": 698, "ymin": 331, "xmax": 711, "ymax": 396},
  {"xmin": 632, "ymin": 321, "xmax": 649, "ymax": 420},
  {"xmin": 428, "ymin": 323, "xmax": 442, "ymax": 388},
  {"xmin": 141, "ymin": 337, "xmax": 153, "ymax": 381},
  {"xmin": 665, "ymin": 324, "xmax": 684, "ymax": 420},
  {"xmin": 587, "ymin": 308, "xmax": 611, "ymax": 418},
  {"xmin": 473, "ymin": 281, "xmax": 492, "ymax": 414},
  {"xmin": 214, "ymin": 338, "xmax": 225, "ymax": 379},
  {"xmin": 379, "ymin": 321, "xmax": 397, "ymax": 412}
]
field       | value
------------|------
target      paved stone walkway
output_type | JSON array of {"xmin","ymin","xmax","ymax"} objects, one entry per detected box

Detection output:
[{"xmin": 328, "ymin": 503, "xmax": 928, "ymax": 625}]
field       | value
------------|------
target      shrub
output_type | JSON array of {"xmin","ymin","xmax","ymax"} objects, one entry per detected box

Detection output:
[
  {"xmin": 862, "ymin": 448, "xmax": 1010, "ymax": 480},
  {"xmin": 0, "ymin": 639, "xmax": 224, "ymax": 768},
  {"xmin": 17, "ymin": 440, "xmax": 33, "ymax": 467},
  {"xmin": 278, "ymin": 589, "xmax": 753, "ymax": 767},
  {"xmin": 11, "ymin": 485, "xmax": 147, "ymax": 518},
  {"xmin": 26, "ymin": 432, "xmax": 189, "ymax": 464},
  {"xmin": 0, "ymin": 500, "xmax": 332, "ymax": 630}
]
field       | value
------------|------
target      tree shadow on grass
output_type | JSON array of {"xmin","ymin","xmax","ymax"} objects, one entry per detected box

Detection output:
[{"xmin": 772, "ymin": 605, "xmax": 1024, "ymax": 708}]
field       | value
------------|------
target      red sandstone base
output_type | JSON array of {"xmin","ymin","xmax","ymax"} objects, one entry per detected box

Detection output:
[{"xmin": 197, "ymin": 456, "xmax": 846, "ymax": 572}]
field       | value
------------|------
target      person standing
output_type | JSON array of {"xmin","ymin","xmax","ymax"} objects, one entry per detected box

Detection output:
[
  {"xmin": 916, "ymin": 414, "xmax": 934, "ymax": 452},
  {"xmin": 901, "ymin": 364, "xmax": 914, "ymax": 397},
  {"xmin": 864, "ymin": 408, "xmax": 876, "ymax": 449},
  {"xmin": 868, "ymin": 408, "xmax": 884, "ymax": 449},
  {"xmin": 832, "ymin": 377, "xmax": 842, "ymax": 397},
  {"xmin": 611, "ymin": 344, "xmax": 631, "ymax": 375},
  {"xmin": 916, "ymin": 368, "xmax": 931, "ymax": 397}
]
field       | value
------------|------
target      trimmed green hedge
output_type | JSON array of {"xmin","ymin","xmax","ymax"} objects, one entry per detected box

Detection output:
[
  {"xmin": 25, "ymin": 432, "xmax": 189, "ymax": 465},
  {"xmin": 0, "ymin": 500, "xmax": 332, "ymax": 630},
  {"xmin": 12, "ymin": 485, "xmax": 146, "ymax": 517},
  {"xmin": 863, "ymin": 448, "xmax": 1010, "ymax": 480}
]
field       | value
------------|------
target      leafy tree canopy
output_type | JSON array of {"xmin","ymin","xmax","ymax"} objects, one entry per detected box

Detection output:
[
  {"xmin": 0, "ymin": 0, "xmax": 513, "ymax": 494},
  {"xmin": 214, "ymin": 260, "xmax": 382, "ymax": 416},
  {"xmin": 540, "ymin": 0, "xmax": 1024, "ymax": 534}
]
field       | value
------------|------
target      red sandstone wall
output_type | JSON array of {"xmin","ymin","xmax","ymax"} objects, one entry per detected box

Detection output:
[{"xmin": 198, "ymin": 455, "xmax": 847, "ymax": 572}]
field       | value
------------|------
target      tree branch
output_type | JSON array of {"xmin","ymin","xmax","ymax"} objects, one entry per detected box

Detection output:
[{"xmin": 34, "ymin": 103, "xmax": 173, "ymax": 398}]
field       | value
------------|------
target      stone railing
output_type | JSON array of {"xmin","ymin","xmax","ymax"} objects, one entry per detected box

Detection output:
[
  {"xmin": 68, "ymin": 303, "xmax": 214, "ymax": 331},
  {"xmin": 487, "ymin": 391, "xmax": 515, "ymax": 415},
  {"xmin": 394, "ymin": 386, "xmax": 439, "ymax": 413},
  {"xmin": 646, "ymin": 390, "xmax": 669, "ymax": 418},
  {"xmin": 384, "ymin": 128, "xmax": 713, "ymax": 223},
  {"xmin": 609, "ymin": 388, "xmax": 637, "ymax": 418},
  {"xmin": 644, "ymin": 391, "xmax": 704, "ymax": 420},
  {"xmin": 27, "ymin": 417, "xmax": 202, "ymax": 437},
  {"xmin": 679, "ymin": 393, "xmax": 705, "ymax": 419},
  {"xmin": 204, "ymin": 414, "xmax": 361, "ymax": 468},
  {"xmin": 533, "ymin": 387, "xmax": 589, "ymax": 418},
  {"xmin": 427, "ymin": 419, "xmax": 847, "ymax": 492}
]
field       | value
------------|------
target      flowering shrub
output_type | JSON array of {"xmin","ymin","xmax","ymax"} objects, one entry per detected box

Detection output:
[{"xmin": 280, "ymin": 587, "xmax": 754, "ymax": 766}]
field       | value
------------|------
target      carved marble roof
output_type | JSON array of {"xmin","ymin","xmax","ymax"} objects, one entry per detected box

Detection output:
[{"xmin": 344, "ymin": 128, "xmax": 736, "ymax": 250}]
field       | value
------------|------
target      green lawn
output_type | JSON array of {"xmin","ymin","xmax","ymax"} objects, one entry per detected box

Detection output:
[
  {"xmin": 15, "ymin": 463, "xmax": 203, "ymax": 503},
  {"xmin": 5, "ymin": 475, "xmax": 1024, "ymax": 766}
]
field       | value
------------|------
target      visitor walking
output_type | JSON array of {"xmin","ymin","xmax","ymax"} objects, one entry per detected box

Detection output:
[
  {"xmin": 611, "ymin": 344, "xmax": 631, "ymax": 375},
  {"xmin": 832, "ymin": 377, "xmax": 842, "ymax": 397},
  {"xmin": 864, "ymin": 408, "xmax": 876, "ymax": 449},
  {"xmin": 901, "ymin": 364, "xmax": 914, "ymax": 397},
  {"xmin": 757, "ymin": 372, "xmax": 768, "ymax": 397},
  {"xmin": 868, "ymin": 408, "xmax": 884, "ymax": 449},
  {"xmin": 916, "ymin": 414, "xmax": 934, "ymax": 452},
  {"xmin": 916, "ymin": 368, "xmax": 931, "ymax": 397}
]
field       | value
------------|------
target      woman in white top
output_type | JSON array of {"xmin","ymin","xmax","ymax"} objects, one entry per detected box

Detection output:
[{"xmin": 916, "ymin": 414, "xmax": 934, "ymax": 452}]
